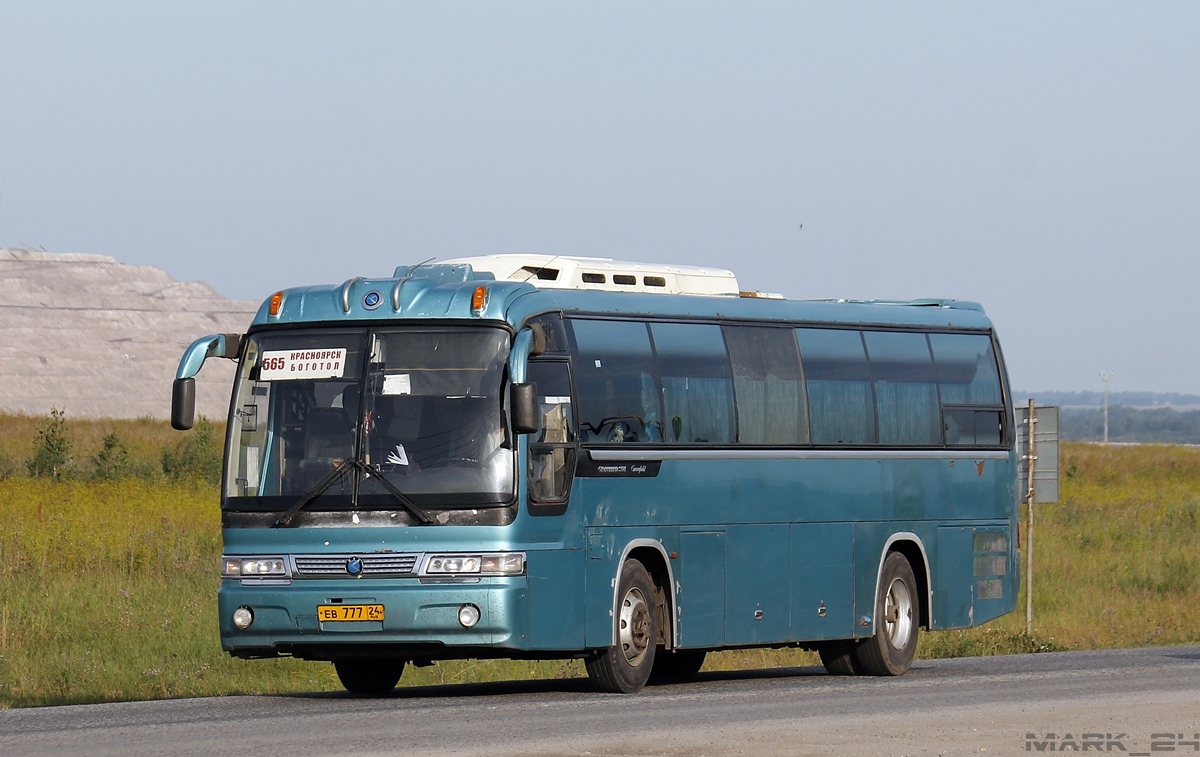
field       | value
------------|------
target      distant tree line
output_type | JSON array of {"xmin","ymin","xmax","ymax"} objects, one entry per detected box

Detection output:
[
  {"xmin": 1059, "ymin": 405, "xmax": 1200, "ymax": 444},
  {"xmin": 1019, "ymin": 390, "xmax": 1200, "ymax": 408}
]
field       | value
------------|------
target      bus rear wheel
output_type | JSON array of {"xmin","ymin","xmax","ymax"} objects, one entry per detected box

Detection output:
[
  {"xmin": 853, "ymin": 551, "xmax": 919, "ymax": 676},
  {"xmin": 586, "ymin": 559, "xmax": 658, "ymax": 693},
  {"xmin": 334, "ymin": 658, "xmax": 405, "ymax": 696}
]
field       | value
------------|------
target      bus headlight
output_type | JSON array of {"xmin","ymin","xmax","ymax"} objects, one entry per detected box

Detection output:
[
  {"xmin": 427, "ymin": 555, "xmax": 482, "ymax": 574},
  {"xmin": 422, "ymin": 552, "xmax": 525, "ymax": 576},
  {"xmin": 222, "ymin": 557, "xmax": 288, "ymax": 577}
]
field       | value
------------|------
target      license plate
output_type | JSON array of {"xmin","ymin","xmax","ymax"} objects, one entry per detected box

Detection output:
[{"xmin": 317, "ymin": 604, "xmax": 384, "ymax": 622}]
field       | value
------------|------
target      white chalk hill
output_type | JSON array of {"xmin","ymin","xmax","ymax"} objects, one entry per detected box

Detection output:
[{"xmin": 0, "ymin": 249, "xmax": 259, "ymax": 420}]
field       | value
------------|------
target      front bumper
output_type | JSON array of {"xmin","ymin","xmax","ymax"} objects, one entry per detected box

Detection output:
[{"xmin": 218, "ymin": 576, "xmax": 529, "ymax": 659}]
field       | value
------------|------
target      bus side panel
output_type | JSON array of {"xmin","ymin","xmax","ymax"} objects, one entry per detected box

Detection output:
[
  {"xmin": 796, "ymin": 459, "xmax": 888, "ymax": 524},
  {"xmin": 790, "ymin": 522, "xmax": 854, "ymax": 641},
  {"xmin": 946, "ymin": 456, "xmax": 1003, "ymax": 519},
  {"xmin": 934, "ymin": 525, "xmax": 976, "ymax": 629},
  {"xmin": 725, "ymin": 524, "xmax": 789, "ymax": 644},
  {"xmin": 526, "ymin": 547, "xmax": 587, "ymax": 650},
  {"xmin": 849, "ymin": 522, "xmax": 884, "ymax": 638},
  {"xmin": 889, "ymin": 460, "xmax": 947, "ymax": 521},
  {"xmin": 582, "ymin": 526, "xmax": 620, "ymax": 648},
  {"xmin": 677, "ymin": 529, "xmax": 725, "ymax": 648},
  {"xmin": 850, "ymin": 521, "xmax": 938, "ymax": 638},
  {"xmin": 580, "ymin": 525, "xmax": 676, "ymax": 648},
  {"xmin": 937, "ymin": 523, "xmax": 1019, "ymax": 628}
]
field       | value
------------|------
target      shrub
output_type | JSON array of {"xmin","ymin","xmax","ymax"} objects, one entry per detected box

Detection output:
[
  {"xmin": 26, "ymin": 407, "xmax": 74, "ymax": 480},
  {"xmin": 90, "ymin": 432, "xmax": 133, "ymax": 481},
  {"xmin": 161, "ymin": 417, "xmax": 222, "ymax": 485},
  {"xmin": 0, "ymin": 453, "xmax": 17, "ymax": 480}
]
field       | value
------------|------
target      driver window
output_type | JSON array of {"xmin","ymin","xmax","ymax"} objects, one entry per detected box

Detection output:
[{"xmin": 568, "ymin": 319, "xmax": 661, "ymax": 444}]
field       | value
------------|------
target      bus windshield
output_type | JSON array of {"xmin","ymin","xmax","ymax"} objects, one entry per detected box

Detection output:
[{"xmin": 224, "ymin": 326, "xmax": 514, "ymax": 515}]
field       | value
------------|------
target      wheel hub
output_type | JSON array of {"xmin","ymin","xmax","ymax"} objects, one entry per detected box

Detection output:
[
  {"xmin": 619, "ymin": 587, "xmax": 651, "ymax": 665},
  {"xmin": 884, "ymin": 577, "xmax": 914, "ymax": 649}
]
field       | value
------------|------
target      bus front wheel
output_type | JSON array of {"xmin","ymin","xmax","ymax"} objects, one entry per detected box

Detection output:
[
  {"xmin": 854, "ymin": 551, "xmax": 919, "ymax": 676},
  {"xmin": 586, "ymin": 559, "xmax": 658, "ymax": 693},
  {"xmin": 334, "ymin": 658, "xmax": 405, "ymax": 696}
]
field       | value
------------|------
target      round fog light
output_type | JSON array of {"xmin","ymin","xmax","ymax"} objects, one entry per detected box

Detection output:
[
  {"xmin": 232, "ymin": 606, "xmax": 254, "ymax": 630},
  {"xmin": 458, "ymin": 604, "xmax": 480, "ymax": 628}
]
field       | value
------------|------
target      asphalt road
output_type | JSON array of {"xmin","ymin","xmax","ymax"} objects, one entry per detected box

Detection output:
[{"xmin": 3, "ymin": 645, "xmax": 1199, "ymax": 757}]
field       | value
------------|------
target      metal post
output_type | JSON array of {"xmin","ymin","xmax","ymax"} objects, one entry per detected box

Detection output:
[{"xmin": 1025, "ymin": 399, "xmax": 1037, "ymax": 634}]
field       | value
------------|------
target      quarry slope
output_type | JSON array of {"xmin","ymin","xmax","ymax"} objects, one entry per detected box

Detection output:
[{"xmin": 0, "ymin": 249, "xmax": 259, "ymax": 420}]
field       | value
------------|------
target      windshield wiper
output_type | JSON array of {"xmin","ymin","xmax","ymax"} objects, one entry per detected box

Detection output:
[
  {"xmin": 273, "ymin": 457, "xmax": 435, "ymax": 527},
  {"xmin": 350, "ymin": 458, "xmax": 435, "ymax": 525},
  {"xmin": 273, "ymin": 459, "xmax": 355, "ymax": 528}
]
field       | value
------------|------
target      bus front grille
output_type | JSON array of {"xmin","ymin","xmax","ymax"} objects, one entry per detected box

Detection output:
[{"xmin": 293, "ymin": 554, "xmax": 419, "ymax": 577}]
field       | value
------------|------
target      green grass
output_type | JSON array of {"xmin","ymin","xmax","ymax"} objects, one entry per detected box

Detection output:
[{"xmin": 2, "ymin": 412, "xmax": 1199, "ymax": 707}]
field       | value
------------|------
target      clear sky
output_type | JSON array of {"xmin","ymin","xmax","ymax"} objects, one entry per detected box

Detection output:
[{"xmin": 1, "ymin": 2, "xmax": 1198, "ymax": 394}]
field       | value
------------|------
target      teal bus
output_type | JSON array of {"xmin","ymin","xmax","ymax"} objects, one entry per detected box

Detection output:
[{"xmin": 172, "ymin": 254, "xmax": 1018, "ymax": 695}]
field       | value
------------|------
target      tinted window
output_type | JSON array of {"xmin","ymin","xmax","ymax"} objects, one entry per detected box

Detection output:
[
  {"xmin": 929, "ymin": 333, "xmax": 1002, "ymax": 405},
  {"xmin": 650, "ymin": 323, "xmax": 735, "ymax": 444},
  {"xmin": 796, "ymin": 328, "xmax": 875, "ymax": 445},
  {"xmin": 570, "ymin": 319, "xmax": 662, "ymax": 443},
  {"xmin": 725, "ymin": 326, "xmax": 808, "ymax": 444},
  {"xmin": 863, "ymin": 331, "xmax": 940, "ymax": 446},
  {"xmin": 527, "ymin": 313, "xmax": 570, "ymax": 355},
  {"xmin": 930, "ymin": 333, "xmax": 1004, "ymax": 445}
]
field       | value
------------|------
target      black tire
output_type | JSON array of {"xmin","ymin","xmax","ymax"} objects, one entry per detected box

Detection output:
[
  {"xmin": 853, "ymin": 552, "xmax": 920, "ymax": 676},
  {"xmin": 585, "ymin": 559, "xmax": 658, "ymax": 693},
  {"xmin": 649, "ymin": 649, "xmax": 706, "ymax": 684},
  {"xmin": 817, "ymin": 640, "xmax": 862, "ymax": 675},
  {"xmin": 334, "ymin": 658, "xmax": 405, "ymax": 696}
]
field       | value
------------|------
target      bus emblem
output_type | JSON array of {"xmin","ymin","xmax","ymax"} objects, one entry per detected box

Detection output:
[{"xmin": 346, "ymin": 557, "xmax": 364, "ymax": 577}]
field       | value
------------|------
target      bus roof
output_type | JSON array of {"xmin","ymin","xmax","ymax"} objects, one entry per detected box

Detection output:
[{"xmin": 251, "ymin": 256, "xmax": 993, "ymax": 331}]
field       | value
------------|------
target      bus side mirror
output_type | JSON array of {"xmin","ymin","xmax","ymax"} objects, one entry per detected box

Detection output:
[
  {"xmin": 511, "ymin": 382, "xmax": 539, "ymax": 435},
  {"xmin": 218, "ymin": 333, "xmax": 243, "ymax": 359},
  {"xmin": 172, "ymin": 377, "xmax": 196, "ymax": 431}
]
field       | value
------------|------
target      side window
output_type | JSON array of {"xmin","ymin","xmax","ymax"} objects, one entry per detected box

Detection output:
[
  {"xmin": 724, "ymin": 325, "xmax": 808, "ymax": 444},
  {"xmin": 863, "ymin": 331, "xmax": 940, "ymax": 446},
  {"xmin": 569, "ymin": 319, "xmax": 662, "ymax": 443},
  {"xmin": 525, "ymin": 361, "xmax": 576, "ymax": 506},
  {"xmin": 930, "ymin": 333, "xmax": 1002, "ymax": 404},
  {"xmin": 526, "ymin": 313, "xmax": 570, "ymax": 355},
  {"xmin": 930, "ymin": 333, "xmax": 1005, "ymax": 446},
  {"xmin": 650, "ymin": 322, "xmax": 735, "ymax": 444},
  {"xmin": 796, "ymin": 328, "xmax": 876, "ymax": 445}
]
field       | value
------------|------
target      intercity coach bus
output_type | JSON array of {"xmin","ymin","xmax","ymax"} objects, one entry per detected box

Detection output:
[{"xmin": 172, "ymin": 254, "xmax": 1019, "ymax": 695}]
